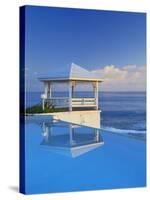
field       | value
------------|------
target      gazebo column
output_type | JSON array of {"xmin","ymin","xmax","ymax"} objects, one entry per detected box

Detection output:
[
  {"xmin": 42, "ymin": 122, "xmax": 49, "ymax": 142},
  {"xmin": 72, "ymin": 81, "xmax": 76, "ymax": 98},
  {"xmin": 93, "ymin": 81, "xmax": 99, "ymax": 110},
  {"xmin": 42, "ymin": 82, "xmax": 52, "ymax": 110},
  {"xmin": 44, "ymin": 82, "xmax": 49, "ymax": 98},
  {"xmin": 48, "ymin": 82, "xmax": 52, "ymax": 99},
  {"xmin": 69, "ymin": 81, "xmax": 73, "ymax": 111},
  {"xmin": 47, "ymin": 82, "xmax": 52, "ymax": 108},
  {"xmin": 42, "ymin": 82, "xmax": 48, "ymax": 110},
  {"xmin": 95, "ymin": 129, "xmax": 99, "ymax": 142},
  {"xmin": 69, "ymin": 124, "xmax": 74, "ymax": 146}
]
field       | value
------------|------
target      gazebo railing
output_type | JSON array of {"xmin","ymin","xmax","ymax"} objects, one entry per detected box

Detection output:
[
  {"xmin": 72, "ymin": 98, "xmax": 96, "ymax": 107},
  {"xmin": 41, "ymin": 96, "xmax": 96, "ymax": 108},
  {"xmin": 44, "ymin": 97, "xmax": 70, "ymax": 108}
]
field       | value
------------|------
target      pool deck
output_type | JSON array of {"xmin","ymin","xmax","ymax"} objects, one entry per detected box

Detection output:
[{"xmin": 26, "ymin": 110, "xmax": 101, "ymax": 129}]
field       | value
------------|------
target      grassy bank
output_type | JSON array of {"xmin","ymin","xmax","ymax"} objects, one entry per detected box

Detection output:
[{"xmin": 26, "ymin": 104, "xmax": 67, "ymax": 114}]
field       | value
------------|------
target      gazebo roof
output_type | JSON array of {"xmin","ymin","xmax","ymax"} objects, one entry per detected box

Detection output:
[
  {"xmin": 39, "ymin": 63, "xmax": 103, "ymax": 82},
  {"xmin": 41, "ymin": 142, "xmax": 103, "ymax": 158}
]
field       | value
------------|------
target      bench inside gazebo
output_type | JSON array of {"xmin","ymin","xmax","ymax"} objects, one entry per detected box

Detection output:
[{"xmin": 39, "ymin": 63, "xmax": 103, "ymax": 111}]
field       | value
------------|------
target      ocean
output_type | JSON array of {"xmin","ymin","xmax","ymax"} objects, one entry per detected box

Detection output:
[{"xmin": 25, "ymin": 91, "xmax": 146, "ymax": 140}]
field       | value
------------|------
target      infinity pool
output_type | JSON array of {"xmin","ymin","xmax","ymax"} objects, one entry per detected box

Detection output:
[{"xmin": 24, "ymin": 116, "xmax": 146, "ymax": 194}]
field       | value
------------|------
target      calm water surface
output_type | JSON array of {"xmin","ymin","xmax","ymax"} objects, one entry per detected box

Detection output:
[{"xmin": 24, "ymin": 116, "xmax": 146, "ymax": 194}]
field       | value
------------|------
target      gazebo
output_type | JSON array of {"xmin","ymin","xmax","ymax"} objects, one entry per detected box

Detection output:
[
  {"xmin": 39, "ymin": 63, "xmax": 103, "ymax": 111},
  {"xmin": 41, "ymin": 121, "xmax": 104, "ymax": 158}
]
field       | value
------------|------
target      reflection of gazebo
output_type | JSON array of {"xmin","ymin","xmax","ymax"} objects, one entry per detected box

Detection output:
[
  {"xmin": 39, "ymin": 63, "xmax": 103, "ymax": 111},
  {"xmin": 41, "ymin": 121, "xmax": 104, "ymax": 158}
]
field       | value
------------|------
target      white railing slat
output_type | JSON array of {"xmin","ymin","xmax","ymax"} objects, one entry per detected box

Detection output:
[{"xmin": 41, "ymin": 95, "xmax": 96, "ymax": 108}]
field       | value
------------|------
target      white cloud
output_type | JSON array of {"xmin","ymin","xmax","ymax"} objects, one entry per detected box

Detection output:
[{"xmin": 92, "ymin": 65, "xmax": 146, "ymax": 91}]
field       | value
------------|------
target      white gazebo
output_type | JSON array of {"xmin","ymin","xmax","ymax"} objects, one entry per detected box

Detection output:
[
  {"xmin": 38, "ymin": 63, "xmax": 103, "ymax": 111},
  {"xmin": 41, "ymin": 121, "xmax": 104, "ymax": 158}
]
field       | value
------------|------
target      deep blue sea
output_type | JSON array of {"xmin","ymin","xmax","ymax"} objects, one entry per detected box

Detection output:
[
  {"xmin": 23, "ymin": 92, "xmax": 146, "ymax": 194},
  {"xmin": 26, "ymin": 91, "xmax": 146, "ymax": 140}
]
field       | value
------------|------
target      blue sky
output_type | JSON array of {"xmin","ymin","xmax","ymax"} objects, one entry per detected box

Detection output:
[{"xmin": 24, "ymin": 6, "xmax": 146, "ymax": 91}]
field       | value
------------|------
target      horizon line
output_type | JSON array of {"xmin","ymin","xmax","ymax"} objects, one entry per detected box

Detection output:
[{"xmin": 25, "ymin": 90, "xmax": 146, "ymax": 93}]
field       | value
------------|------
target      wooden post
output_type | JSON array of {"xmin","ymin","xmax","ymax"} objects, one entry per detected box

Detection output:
[
  {"xmin": 96, "ymin": 81, "xmax": 99, "ymax": 110},
  {"xmin": 47, "ymin": 82, "xmax": 52, "ymax": 108},
  {"xmin": 69, "ymin": 81, "xmax": 72, "ymax": 111},
  {"xmin": 42, "ymin": 82, "xmax": 48, "ymax": 110},
  {"xmin": 42, "ymin": 122, "xmax": 49, "ymax": 142},
  {"xmin": 72, "ymin": 81, "xmax": 76, "ymax": 98},
  {"xmin": 44, "ymin": 82, "xmax": 48, "ymax": 98},
  {"xmin": 72, "ymin": 85, "xmax": 74, "ymax": 98},
  {"xmin": 42, "ymin": 99, "xmax": 45, "ymax": 110},
  {"xmin": 69, "ymin": 124, "xmax": 73, "ymax": 145},
  {"xmin": 93, "ymin": 81, "xmax": 99, "ymax": 110},
  {"xmin": 48, "ymin": 82, "xmax": 52, "ymax": 98},
  {"xmin": 95, "ymin": 129, "xmax": 99, "ymax": 142}
]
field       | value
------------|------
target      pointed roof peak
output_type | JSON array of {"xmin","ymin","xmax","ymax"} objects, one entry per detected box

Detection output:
[
  {"xmin": 69, "ymin": 63, "xmax": 91, "ymax": 78},
  {"xmin": 39, "ymin": 62, "xmax": 103, "ymax": 82}
]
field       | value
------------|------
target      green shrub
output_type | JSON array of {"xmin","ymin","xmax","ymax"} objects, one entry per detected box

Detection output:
[
  {"xmin": 25, "ymin": 104, "xmax": 67, "ymax": 114},
  {"xmin": 26, "ymin": 104, "xmax": 43, "ymax": 114}
]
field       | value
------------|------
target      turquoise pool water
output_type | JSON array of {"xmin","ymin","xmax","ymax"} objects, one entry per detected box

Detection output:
[{"xmin": 24, "ymin": 116, "xmax": 146, "ymax": 194}]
